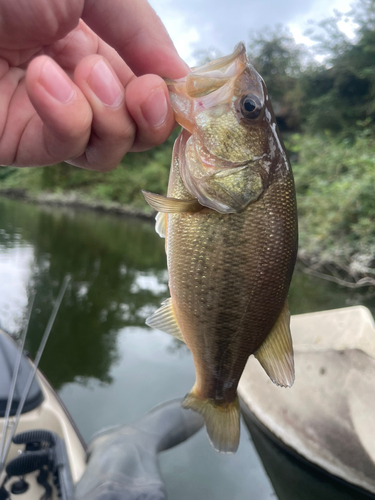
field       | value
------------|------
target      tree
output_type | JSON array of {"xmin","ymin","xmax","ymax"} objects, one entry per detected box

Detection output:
[{"xmin": 248, "ymin": 26, "xmax": 306, "ymax": 130}]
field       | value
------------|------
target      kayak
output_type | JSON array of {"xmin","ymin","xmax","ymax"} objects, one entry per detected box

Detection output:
[{"xmin": 0, "ymin": 327, "xmax": 203, "ymax": 500}]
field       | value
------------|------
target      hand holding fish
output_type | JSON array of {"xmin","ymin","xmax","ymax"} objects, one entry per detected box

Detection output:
[{"xmin": 0, "ymin": 0, "xmax": 188, "ymax": 170}]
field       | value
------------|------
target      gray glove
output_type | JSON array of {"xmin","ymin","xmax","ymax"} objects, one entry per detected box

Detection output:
[{"xmin": 74, "ymin": 399, "xmax": 204, "ymax": 500}]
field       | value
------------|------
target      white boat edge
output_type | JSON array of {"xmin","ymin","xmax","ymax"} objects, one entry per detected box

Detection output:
[{"xmin": 239, "ymin": 305, "xmax": 375, "ymax": 495}]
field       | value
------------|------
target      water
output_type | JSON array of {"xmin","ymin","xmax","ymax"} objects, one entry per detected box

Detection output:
[{"xmin": 0, "ymin": 196, "xmax": 374, "ymax": 499}]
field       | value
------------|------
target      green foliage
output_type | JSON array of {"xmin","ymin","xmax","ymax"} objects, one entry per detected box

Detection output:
[
  {"xmin": 248, "ymin": 1, "xmax": 375, "ymax": 135},
  {"xmin": 0, "ymin": 132, "xmax": 177, "ymax": 210},
  {"xmin": 289, "ymin": 130, "xmax": 375, "ymax": 263},
  {"xmin": 0, "ymin": 167, "xmax": 14, "ymax": 180},
  {"xmin": 300, "ymin": 2, "xmax": 375, "ymax": 134},
  {"xmin": 248, "ymin": 26, "xmax": 305, "ymax": 130},
  {"xmin": 0, "ymin": 166, "xmax": 44, "ymax": 191}
]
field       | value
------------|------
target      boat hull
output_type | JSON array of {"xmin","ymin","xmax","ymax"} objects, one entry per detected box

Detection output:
[{"xmin": 239, "ymin": 306, "xmax": 375, "ymax": 497}]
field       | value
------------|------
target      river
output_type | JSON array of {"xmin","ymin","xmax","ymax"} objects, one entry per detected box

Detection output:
[{"xmin": 0, "ymin": 196, "xmax": 374, "ymax": 500}]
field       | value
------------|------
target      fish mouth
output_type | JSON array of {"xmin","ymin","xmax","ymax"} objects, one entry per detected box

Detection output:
[
  {"xmin": 165, "ymin": 42, "xmax": 248, "ymax": 98},
  {"xmin": 190, "ymin": 42, "xmax": 246, "ymax": 74},
  {"xmin": 165, "ymin": 43, "xmax": 252, "ymax": 133}
]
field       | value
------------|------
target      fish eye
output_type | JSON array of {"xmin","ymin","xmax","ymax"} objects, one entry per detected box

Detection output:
[{"xmin": 240, "ymin": 95, "xmax": 262, "ymax": 120}]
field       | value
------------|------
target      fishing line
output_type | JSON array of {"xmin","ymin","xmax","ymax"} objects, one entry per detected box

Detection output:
[
  {"xmin": 0, "ymin": 292, "xmax": 35, "ymax": 471},
  {"xmin": 0, "ymin": 276, "xmax": 70, "ymax": 473}
]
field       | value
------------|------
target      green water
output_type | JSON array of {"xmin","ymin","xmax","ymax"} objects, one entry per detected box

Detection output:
[{"xmin": 0, "ymin": 196, "xmax": 374, "ymax": 500}]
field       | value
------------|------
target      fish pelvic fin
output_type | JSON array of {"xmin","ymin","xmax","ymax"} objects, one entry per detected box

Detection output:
[
  {"xmin": 155, "ymin": 212, "xmax": 166, "ymax": 238},
  {"xmin": 146, "ymin": 298, "xmax": 185, "ymax": 343},
  {"xmin": 255, "ymin": 300, "xmax": 295, "ymax": 388},
  {"xmin": 142, "ymin": 191, "xmax": 202, "ymax": 214},
  {"xmin": 182, "ymin": 390, "xmax": 240, "ymax": 453}
]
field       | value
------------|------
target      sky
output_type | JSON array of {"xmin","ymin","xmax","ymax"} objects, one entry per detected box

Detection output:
[{"xmin": 149, "ymin": 0, "xmax": 358, "ymax": 65}]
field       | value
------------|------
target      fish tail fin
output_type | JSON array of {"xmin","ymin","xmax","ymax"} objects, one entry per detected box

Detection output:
[{"xmin": 181, "ymin": 389, "xmax": 240, "ymax": 453}]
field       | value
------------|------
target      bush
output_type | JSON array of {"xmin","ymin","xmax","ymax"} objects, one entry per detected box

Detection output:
[{"xmin": 288, "ymin": 129, "xmax": 375, "ymax": 265}]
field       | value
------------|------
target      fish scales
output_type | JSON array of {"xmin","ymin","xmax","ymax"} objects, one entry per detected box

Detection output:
[
  {"xmin": 143, "ymin": 42, "xmax": 298, "ymax": 453},
  {"xmin": 167, "ymin": 151, "xmax": 297, "ymax": 404}
]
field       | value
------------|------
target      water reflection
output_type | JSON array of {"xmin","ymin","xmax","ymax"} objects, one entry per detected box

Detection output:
[
  {"xmin": 0, "ymin": 198, "xmax": 170, "ymax": 389},
  {"xmin": 0, "ymin": 244, "xmax": 34, "ymax": 334},
  {"xmin": 289, "ymin": 261, "xmax": 375, "ymax": 317}
]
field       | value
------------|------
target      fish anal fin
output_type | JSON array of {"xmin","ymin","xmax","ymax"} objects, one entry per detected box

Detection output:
[
  {"xmin": 142, "ymin": 191, "xmax": 202, "ymax": 214},
  {"xmin": 255, "ymin": 301, "xmax": 295, "ymax": 388},
  {"xmin": 146, "ymin": 298, "xmax": 184, "ymax": 343},
  {"xmin": 182, "ymin": 390, "xmax": 240, "ymax": 453}
]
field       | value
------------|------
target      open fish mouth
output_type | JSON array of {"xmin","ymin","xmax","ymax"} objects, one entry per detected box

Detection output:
[
  {"xmin": 165, "ymin": 42, "xmax": 248, "ymax": 98},
  {"xmin": 164, "ymin": 42, "xmax": 261, "ymax": 135}
]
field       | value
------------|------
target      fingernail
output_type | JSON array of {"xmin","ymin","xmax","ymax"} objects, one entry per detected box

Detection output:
[
  {"xmin": 141, "ymin": 87, "xmax": 168, "ymax": 128},
  {"xmin": 88, "ymin": 59, "xmax": 124, "ymax": 107},
  {"xmin": 40, "ymin": 59, "xmax": 75, "ymax": 103}
]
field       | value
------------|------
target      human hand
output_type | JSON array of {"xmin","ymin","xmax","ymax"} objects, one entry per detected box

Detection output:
[{"xmin": 0, "ymin": 0, "xmax": 188, "ymax": 170}]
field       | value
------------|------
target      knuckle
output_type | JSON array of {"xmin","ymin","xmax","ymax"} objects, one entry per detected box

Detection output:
[
  {"xmin": 110, "ymin": 120, "xmax": 136, "ymax": 144},
  {"xmin": 54, "ymin": 107, "xmax": 92, "ymax": 144},
  {"xmin": 35, "ymin": 1, "xmax": 82, "ymax": 43},
  {"xmin": 85, "ymin": 144, "xmax": 123, "ymax": 172}
]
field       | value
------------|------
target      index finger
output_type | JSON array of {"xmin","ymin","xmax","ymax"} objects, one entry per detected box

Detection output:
[{"xmin": 82, "ymin": 0, "xmax": 189, "ymax": 79}]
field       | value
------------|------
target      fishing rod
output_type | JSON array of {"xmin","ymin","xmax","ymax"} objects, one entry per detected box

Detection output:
[
  {"xmin": 0, "ymin": 293, "xmax": 35, "ymax": 469},
  {"xmin": 0, "ymin": 276, "xmax": 70, "ymax": 474}
]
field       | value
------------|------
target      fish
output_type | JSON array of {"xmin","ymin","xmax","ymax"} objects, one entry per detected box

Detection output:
[{"xmin": 143, "ymin": 42, "xmax": 298, "ymax": 453}]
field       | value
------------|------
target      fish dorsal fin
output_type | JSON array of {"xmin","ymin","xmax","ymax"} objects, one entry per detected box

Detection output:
[
  {"xmin": 255, "ymin": 301, "xmax": 295, "ymax": 387},
  {"xmin": 146, "ymin": 298, "xmax": 185, "ymax": 343},
  {"xmin": 142, "ymin": 191, "xmax": 202, "ymax": 214},
  {"xmin": 155, "ymin": 212, "xmax": 166, "ymax": 238}
]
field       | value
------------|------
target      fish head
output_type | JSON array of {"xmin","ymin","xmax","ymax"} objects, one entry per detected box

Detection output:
[{"xmin": 166, "ymin": 43, "xmax": 283, "ymax": 213}]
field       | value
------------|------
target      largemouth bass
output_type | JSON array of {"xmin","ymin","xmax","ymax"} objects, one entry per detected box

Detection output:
[{"xmin": 143, "ymin": 43, "xmax": 298, "ymax": 453}]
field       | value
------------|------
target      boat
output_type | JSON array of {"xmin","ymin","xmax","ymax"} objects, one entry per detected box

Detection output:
[
  {"xmin": 0, "ymin": 326, "xmax": 86, "ymax": 499},
  {"xmin": 0, "ymin": 283, "xmax": 203, "ymax": 500},
  {"xmin": 239, "ymin": 305, "xmax": 375, "ymax": 499}
]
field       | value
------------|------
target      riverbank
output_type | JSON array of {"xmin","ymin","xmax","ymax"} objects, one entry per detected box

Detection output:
[
  {"xmin": 1, "ymin": 184, "xmax": 374, "ymax": 290},
  {"xmin": 0, "ymin": 187, "xmax": 154, "ymax": 220}
]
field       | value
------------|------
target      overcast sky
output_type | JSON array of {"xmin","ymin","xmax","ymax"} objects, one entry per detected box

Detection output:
[{"xmin": 149, "ymin": 0, "xmax": 357, "ymax": 65}]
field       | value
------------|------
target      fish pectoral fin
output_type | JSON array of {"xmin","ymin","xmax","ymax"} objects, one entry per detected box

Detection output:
[
  {"xmin": 254, "ymin": 301, "xmax": 295, "ymax": 388},
  {"xmin": 182, "ymin": 390, "xmax": 240, "ymax": 453},
  {"xmin": 146, "ymin": 298, "xmax": 185, "ymax": 343},
  {"xmin": 155, "ymin": 212, "xmax": 166, "ymax": 238},
  {"xmin": 142, "ymin": 191, "xmax": 202, "ymax": 213}
]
